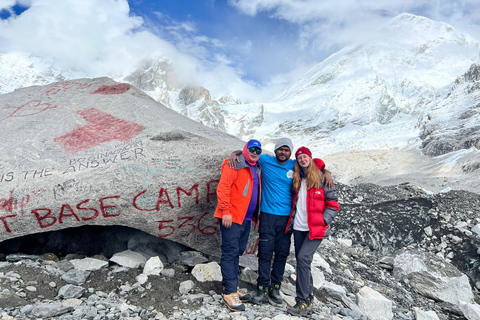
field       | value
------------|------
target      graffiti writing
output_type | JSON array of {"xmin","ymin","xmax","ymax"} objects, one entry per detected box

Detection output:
[
  {"xmin": 22, "ymin": 168, "xmax": 54, "ymax": 180},
  {"xmin": 1, "ymin": 100, "xmax": 57, "ymax": 121},
  {"xmin": 30, "ymin": 196, "xmax": 121, "ymax": 229},
  {"xmin": 0, "ymin": 172, "xmax": 14, "ymax": 183},
  {"xmin": 63, "ymin": 148, "xmax": 145, "ymax": 174},
  {"xmin": 0, "ymin": 188, "xmax": 44, "ymax": 232},
  {"xmin": 55, "ymin": 108, "xmax": 145, "ymax": 154},
  {"xmin": 44, "ymin": 81, "xmax": 93, "ymax": 96},
  {"xmin": 1, "ymin": 168, "xmax": 55, "ymax": 183},
  {"xmin": 123, "ymin": 165, "xmax": 160, "ymax": 189},
  {"xmin": 157, "ymin": 212, "xmax": 219, "ymax": 238},
  {"xmin": 1, "ymin": 180, "xmax": 219, "ymax": 234}
]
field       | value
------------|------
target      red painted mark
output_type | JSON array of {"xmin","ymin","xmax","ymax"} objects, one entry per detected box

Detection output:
[
  {"xmin": 45, "ymin": 81, "xmax": 93, "ymax": 96},
  {"xmin": 12, "ymin": 182, "xmax": 220, "ymax": 235},
  {"xmin": 0, "ymin": 189, "xmax": 31, "ymax": 217},
  {"xmin": 1, "ymin": 100, "xmax": 57, "ymax": 121},
  {"xmin": 156, "ymin": 212, "xmax": 218, "ymax": 238},
  {"xmin": 91, "ymin": 83, "xmax": 132, "ymax": 95},
  {"xmin": 30, "ymin": 195, "xmax": 122, "ymax": 229},
  {"xmin": 54, "ymin": 108, "xmax": 144, "ymax": 154}
]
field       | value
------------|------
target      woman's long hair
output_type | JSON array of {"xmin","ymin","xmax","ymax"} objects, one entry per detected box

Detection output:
[{"xmin": 292, "ymin": 157, "xmax": 323, "ymax": 192}]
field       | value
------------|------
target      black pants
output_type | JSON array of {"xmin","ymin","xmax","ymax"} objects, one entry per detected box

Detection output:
[
  {"xmin": 293, "ymin": 230, "xmax": 322, "ymax": 301},
  {"xmin": 257, "ymin": 212, "xmax": 291, "ymax": 287}
]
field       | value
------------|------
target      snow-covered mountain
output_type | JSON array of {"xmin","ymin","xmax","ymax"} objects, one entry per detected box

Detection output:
[
  {"xmin": 1, "ymin": 13, "xmax": 480, "ymax": 193},
  {"xmin": 221, "ymin": 13, "xmax": 479, "ymax": 153},
  {"xmin": 421, "ymin": 64, "xmax": 480, "ymax": 158}
]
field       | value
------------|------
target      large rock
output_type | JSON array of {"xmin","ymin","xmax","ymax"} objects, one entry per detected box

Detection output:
[
  {"xmin": 0, "ymin": 77, "xmax": 245, "ymax": 255},
  {"xmin": 393, "ymin": 249, "xmax": 474, "ymax": 305}
]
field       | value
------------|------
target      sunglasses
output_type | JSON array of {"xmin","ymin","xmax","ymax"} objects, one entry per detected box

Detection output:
[{"xmin": 248, "ymin": 147, "xmax": 262, "ymax": 154}]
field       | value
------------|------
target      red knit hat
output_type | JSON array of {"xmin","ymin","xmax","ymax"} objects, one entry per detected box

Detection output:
[{"xmin": 295, "ymin": 146, "xmax": 312, "ymax": 159}]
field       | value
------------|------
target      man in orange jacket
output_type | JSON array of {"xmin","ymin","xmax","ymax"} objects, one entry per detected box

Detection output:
[{"xmin": 214, "ymin": 139, "xmax": 262, "ymax": 312}]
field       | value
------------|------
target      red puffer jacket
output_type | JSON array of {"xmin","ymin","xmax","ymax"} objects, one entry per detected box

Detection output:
[{"xmin": 285, "ymin": 159, "xmax": 339, "ymax": 239}]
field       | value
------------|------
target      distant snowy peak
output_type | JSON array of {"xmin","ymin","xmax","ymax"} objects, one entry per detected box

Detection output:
[
  {"xmin": 276, "ymin": 13, "xmax": 479, "ymax": 103},
  {"xmin": 421, "ymin": 63, "xmax": 480, "ymax": 158},
  {"xmin": 265, "ymin": 12, "xmax": 479, "ymax": 147},
  {"xmin": 387, "ymin": 13, "xmax": 478, "ymax": 47},
  {"xmin": 122, "ymin": 58, "xmax": 181, "ymax": 108},
  {"xmin": 0, "ymin": 53, "xmax": 78, "ymax": 94}
]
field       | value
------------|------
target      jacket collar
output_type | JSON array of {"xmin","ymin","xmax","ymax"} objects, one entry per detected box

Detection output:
[{"xmin": 235, "ymin": 154, "xmax": 260, "ymax": 171}]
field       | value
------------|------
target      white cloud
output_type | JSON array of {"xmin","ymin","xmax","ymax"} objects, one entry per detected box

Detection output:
[
  {"xmin": 229, "ymin": 0, "xmax": 480, "ymax": 54},
  {"xmin": 0, "ymin": 0, "xmax": 265, "ymax": 100},
  {"xmin": 0, "ymin": 0, "xmax": 16, "ymax": 9},
  {"xmin": 1, "ymin": 0, "xmax": 479, "ymax": 103}
]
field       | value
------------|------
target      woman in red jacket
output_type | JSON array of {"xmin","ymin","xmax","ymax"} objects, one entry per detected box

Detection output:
[{"xmin": 285, "ymin": 146, "xmax": 339, "ymax": 316}]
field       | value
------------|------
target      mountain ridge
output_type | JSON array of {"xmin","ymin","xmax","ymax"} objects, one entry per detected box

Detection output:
[{"xmin": 1, "ymin": 13, "xmax": 480, "ymax": 193}]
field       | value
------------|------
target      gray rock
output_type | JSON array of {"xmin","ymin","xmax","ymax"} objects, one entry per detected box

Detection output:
[
  {"xmin": 19, "ymin": 304, "xmax": 35, "ymax": 314},
  {"xmin": 239, "ymin": 267, "xmax": 257, "ymax": 284},
  {"xmin": 393, "ymin": 249, "xmax": 474, "ymax": 305},
  {"xmin": 179, "ymin": 280, "xmax": 195, "ymax": 295},
  {"xmin": 61, "ymin": 269, "xmax": 91, "ymax": 285},
  {"xmin": 239, "ymin": 254, "xmax": 258, "ymax": 271},
  {"xmin": 414, "ymin": 307, "xmax": 440, "ymax": 320},
  {"xmin": 56, "ymin": 260, "xmax": 75, "ymax": 273},
  {"xmin": 6, "ymin": 253, "xmax": 43, "ymax": 263},
  {"xmin": 143, "ymin": 256, "xmax": 164, "ymax": 276},
  {"xmin": 312, "ymin": 266, "xmax": 325, "ymax": 289},
  {"xmin": 191, "ymin": 262, "xmax": 222, "ymax": 282},
  {"xmin": 356, "ymin": 286, "xmax": 393, "ymax": 320},
  {"xmin": 161, "ymin": 268, "xmax": 175, "ymax": 278},
  {"xmin": 280, "ymin": 282, "xmax": 296, "ymax": 297},
  {"xmin": 31, "ymin": 302, "xmax": 73, "ymax": 317},
  {"xmin": 185, "ymin": 293, "xmax": 209, "ymax": 302},
  {"xmin": 58, "ymin": 284, "xmax": 86, "ymax": 299},
  {"xmin": 459, "ymin": 302, "xmax": 480, "ymax": 320},
  {"xmin": 110, "ymin": 250, "xmax": 146, "ymax": 268},
  {"xmin": 0, "ymin": 77, "xmax": 245, "ymax": 256},
  {"xmin": 472, "ymin": 224, "xmax": 480, "ymax": 235},
  {"xmin": 178, "ymin": 251, "xmax": 208, "ymax": 267},
  {"xmin": 70, "ymin": 257, "xmax": 109, "ymax": 271}
]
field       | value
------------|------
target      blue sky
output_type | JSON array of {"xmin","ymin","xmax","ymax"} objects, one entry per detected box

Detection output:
[
  {"xmin": 1, "ymin": 0, "xmax": 480, "ymax": 100},
  {"xmin": 127, "ymin": 0, "xmax": 303, "ymax": 85}
]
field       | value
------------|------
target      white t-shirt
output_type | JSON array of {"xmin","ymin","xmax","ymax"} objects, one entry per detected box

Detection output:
[{"xmin": 293, "ymin": 179, "xmax": 309, "ymax": 231}]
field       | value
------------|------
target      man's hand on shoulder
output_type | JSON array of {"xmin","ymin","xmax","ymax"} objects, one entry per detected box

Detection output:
[
  {"xmin": 323, "ymin": 170, "xmax": 334, "ymax": 189},
  {"xmin": 227, "ymin": 151, "xmax": 241, "ymax": 168}
]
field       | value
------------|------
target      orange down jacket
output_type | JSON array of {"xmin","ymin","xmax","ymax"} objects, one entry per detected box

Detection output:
[{"xmin": 214, "ymin": 155, "xmax": 261, "ymax": 225}]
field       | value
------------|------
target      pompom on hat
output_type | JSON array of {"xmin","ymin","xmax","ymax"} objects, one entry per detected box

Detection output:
[{"xmin": 295, "ymin": 146, "xmax": 312, "ymax": 159}]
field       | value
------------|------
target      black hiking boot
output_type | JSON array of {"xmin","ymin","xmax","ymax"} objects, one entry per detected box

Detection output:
[
  {"xmin": 251, "ymin": 285, "xmax": 268, "ymax": 304},
  {"xmin": 287, "ymin": 299, "xmax": 308, "ymax": 316},
  {"xmin": 306, "ymin": 295, "xmax": 314, "ymax": 314},
  {"xmin": 268, "ymin": 283, "xmax": 283, "ymax": 305}
]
